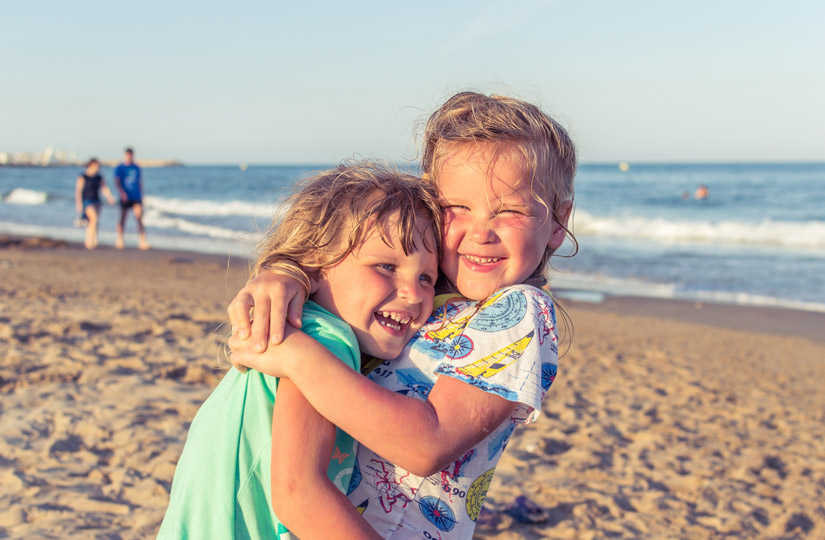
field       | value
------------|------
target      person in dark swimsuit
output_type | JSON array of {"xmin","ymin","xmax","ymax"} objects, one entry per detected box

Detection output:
[{"xmin": 74, "ymin": 158, "xmax": 115, "ymax": 249}]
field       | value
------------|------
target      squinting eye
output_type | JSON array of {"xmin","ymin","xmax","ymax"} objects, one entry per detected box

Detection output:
[
  {"xmin": 419, "ymin": 274, "xmax": 434, "ymax": 284},
  {"xmin": 377, "ymin": 263, "xmax": 395, "ymax": 272}
]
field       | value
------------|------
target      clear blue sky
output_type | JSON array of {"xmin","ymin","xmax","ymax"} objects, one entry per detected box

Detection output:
[{"xmin": 2, "ymin": 0, "xmax": 823, "ymax": 164}]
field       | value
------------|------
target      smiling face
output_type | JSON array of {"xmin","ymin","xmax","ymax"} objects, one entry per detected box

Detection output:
[
  {"xmin": 437, "ymin": 143, "xmax": 569, "ymax": 300},
  {"xmin": 312, "ymin": 212, "xmax": 439, "ymax": 360}
]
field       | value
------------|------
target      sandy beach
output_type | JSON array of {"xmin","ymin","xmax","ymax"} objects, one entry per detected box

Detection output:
[{"xmin": 2, "ymin": 238, "xmax": 824, "ymax": 539}]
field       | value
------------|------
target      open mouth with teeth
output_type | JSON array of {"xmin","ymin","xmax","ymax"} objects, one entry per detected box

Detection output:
[
  {"xmin": 463, "ymin": 254, "xmax": 502, "ymax": 265},
  {"xmin": 374, "ymin": 310, "xmax": 413, "ymax": 332}
]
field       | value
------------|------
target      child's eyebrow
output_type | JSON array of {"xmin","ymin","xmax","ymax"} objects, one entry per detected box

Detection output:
[
  {"xmin": 496, "ymin": 196, "xmax": 531, "ymax": 207},
  {"xmin": 437, "ymin": 197, "xmax": 462, "ymax": 207},
  {"xmin": 356, "ymin": 243, "xmax": 406, "ymax": 258}
]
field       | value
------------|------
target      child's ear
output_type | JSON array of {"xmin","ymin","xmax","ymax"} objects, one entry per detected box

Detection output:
[
  {"xmin": 547, "ymin": 201, "xmax": 573, "ymax": 251},
  {"xmin": 308, "ymin": 275, "xmax": 319, "ymax": 294}
]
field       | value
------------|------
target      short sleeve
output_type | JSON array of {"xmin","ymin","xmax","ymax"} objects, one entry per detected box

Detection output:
[
  {"xmin": 300, "ymin": 302, "xmax": 361, "ymax": 373},
  {"xmin": 433, "ymin": 285, "xmax": 559, "ymax": 424}
]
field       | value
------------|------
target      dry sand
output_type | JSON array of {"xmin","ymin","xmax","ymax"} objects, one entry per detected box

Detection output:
[{"xmin": 1, "ymin": 238, "xmax": 824, "ymax": 539}]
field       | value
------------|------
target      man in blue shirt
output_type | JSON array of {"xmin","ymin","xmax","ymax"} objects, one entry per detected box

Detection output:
[{"xmin": 114, "ymin": 147, "xmax": 149, "ymax": 250}]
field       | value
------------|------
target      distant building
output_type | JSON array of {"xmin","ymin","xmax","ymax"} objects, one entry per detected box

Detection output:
[{"xmin": 0, "ymin": 148, "xmax": 179, "ymax": 167}]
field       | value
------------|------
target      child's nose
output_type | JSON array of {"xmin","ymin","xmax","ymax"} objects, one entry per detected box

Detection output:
[
  {"xmin": 470, "ymin": 217, "xmax": 496, "ymax": 243},
  {"xmin": 397, "ymin": 277, "xmax": 425, "ymax": 304}
]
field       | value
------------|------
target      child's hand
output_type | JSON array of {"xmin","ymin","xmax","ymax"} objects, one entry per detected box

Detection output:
[
  {"xmin": 227, "ymin": 333, "xmax": 288, "ymax": 378},
  {"xmin": 227, "ymin": 271, "xmax": 307, "ymax": 351}
]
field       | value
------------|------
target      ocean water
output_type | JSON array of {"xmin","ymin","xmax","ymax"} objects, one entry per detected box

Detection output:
[{"xmin": 2, "ymin": 163, "xmax": 824, "ymax": 312}]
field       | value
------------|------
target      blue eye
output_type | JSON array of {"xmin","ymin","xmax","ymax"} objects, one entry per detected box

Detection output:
[
  {"xmin": 419, "ymin": 273, "xmax": 436, "ymax": 284},
  {"xmin": 377, "ymin": 263, "xmax": 395, "ymax": 272}
]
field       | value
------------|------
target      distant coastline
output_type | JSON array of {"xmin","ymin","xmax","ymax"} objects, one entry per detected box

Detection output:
[
  {"xmin": 0, "ymin": 148, "xmax": 182, "ymax": 168},
  {"xmin": 0, "ymin": 160, "xmax": 184, "ymax": 168}
]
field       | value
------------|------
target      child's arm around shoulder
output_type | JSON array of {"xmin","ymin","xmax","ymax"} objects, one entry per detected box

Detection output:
[
  {"xmin": 239, "ymin": 327, "xmax": 517, "ymax": 478},
  {"xmin": 230, "ymin": 286, "xmax": 558, "ymax": 478}
]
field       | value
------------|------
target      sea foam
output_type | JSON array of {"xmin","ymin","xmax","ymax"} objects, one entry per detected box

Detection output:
[
  {"xmin": 142, "ymin": 208, "xmax": 255, "ymax": 240},
  {"xmin": 552, "ymin": 271, "xmax": 825, "ymax": 313},
  {"xmin": 573, "ymin": 210, "xmax": 825, "ymax": 251},
  {"xmin": 143, "ymin": 196, "xmax": 278, "ymax": 218},
  {"xmin": 3, "ymin": 188, "xmax": 48, "ymax": 205}
]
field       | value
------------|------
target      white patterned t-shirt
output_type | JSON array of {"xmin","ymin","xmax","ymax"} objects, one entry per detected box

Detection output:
[{"xmin": 345, "ymin": 284, "xmax": 560, "ymax": 539}]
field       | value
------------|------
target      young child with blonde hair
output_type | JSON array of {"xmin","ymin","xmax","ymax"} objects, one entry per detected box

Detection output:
[
  {"xmin": 158, "ymin": 163, "xmax": 441, "ymax": 539},
  {"xmin": 228, "ymin": 91, "xmax": 577, "ymax": 538}
]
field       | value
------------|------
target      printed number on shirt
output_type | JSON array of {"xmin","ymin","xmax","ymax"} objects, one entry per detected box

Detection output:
[
  {"xmin": 442, "ymin": 483, "xmax": 466, "ymax": 498},
  {"xmin": 372, "ymin": 366, "xmax": 393, "ymax": 378}
]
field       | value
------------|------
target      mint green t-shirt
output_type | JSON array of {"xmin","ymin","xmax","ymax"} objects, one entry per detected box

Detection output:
[{"xmin": 157, "ymin": 302, "xmax": 361, "ymax": 539}]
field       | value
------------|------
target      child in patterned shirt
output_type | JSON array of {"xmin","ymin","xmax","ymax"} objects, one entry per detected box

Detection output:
[{"xmin": 228, "ymin": 91, "xmax": 576, "ymax": 539}]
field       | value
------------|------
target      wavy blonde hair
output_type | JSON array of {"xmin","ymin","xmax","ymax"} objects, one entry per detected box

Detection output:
[
  {"xmin": 421, "ymin": 92, "xmax": 577, "ymax": 286},
  {"xmin": 252, "ymin": 162, "xmax": 442, "ymax": 289}
]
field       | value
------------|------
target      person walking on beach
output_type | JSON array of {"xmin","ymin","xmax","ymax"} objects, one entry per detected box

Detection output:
[
  {"xmin": 114, "ymin": 147, "xmax": 149, "ymax": 250},
  {"xmin": 74, "ymin": 158, "xmax": 115, "ymax": 250}
]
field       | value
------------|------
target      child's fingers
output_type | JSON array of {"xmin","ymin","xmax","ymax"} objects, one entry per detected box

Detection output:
[
  {"xmin": 249, "ymin": 298, "xmax": 271, "ymax": 352},
  {"xmin": 228, "ymin": 292, "xmax": 254, "ymax": 339},
  {"xmin": 286, "ymin": 294, "xmax": 304, "ymax": 332},
  {"xmin": 266, "ymin": 281, "xmax": 305, "ymax": 345},
  {"xmin": 227, "ymin": 334, "xmax": 244, "ymax": 351},
  {"xmin": 226, "ymin": 335, "xmax": 249, "ymax": 372},
  {"xmin": 268, "ymin": 299, "xmax": 289, "ymax": 345}
]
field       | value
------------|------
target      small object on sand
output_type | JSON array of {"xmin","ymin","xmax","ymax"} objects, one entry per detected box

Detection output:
[{"xmin": 504, "ymin": 495, "xmax": 550, "ymax": 524}]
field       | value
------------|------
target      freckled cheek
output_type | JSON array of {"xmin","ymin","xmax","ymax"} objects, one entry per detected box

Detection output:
[{"xmin": 498, "ymin": 216, "xmax": 532, "ymax": 230}]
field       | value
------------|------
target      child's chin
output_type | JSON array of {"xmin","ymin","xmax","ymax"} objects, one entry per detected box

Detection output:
[{"xmin": 367, "ymin": 344, "xmax": 404, "ymax": 361}]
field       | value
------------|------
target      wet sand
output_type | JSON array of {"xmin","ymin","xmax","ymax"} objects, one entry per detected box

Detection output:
[{"xmin": 1, "ymin": 238, "xmax": 824, "ymax": 539}]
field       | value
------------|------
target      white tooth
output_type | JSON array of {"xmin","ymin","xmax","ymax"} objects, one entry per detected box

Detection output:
[
  {"xmin": 468, "ymin": 255, "xmax": 497, "ymax": 264},
  {"xmin": 468, "ymin": 255, "xmax": 500, "ymax": 264}
]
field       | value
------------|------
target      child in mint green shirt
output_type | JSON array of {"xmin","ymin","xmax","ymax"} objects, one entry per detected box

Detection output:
[{"xmin": 157, "ymin": 163, "xmax": 441, "ymax": 539}]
